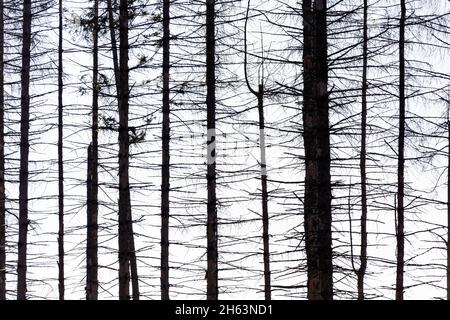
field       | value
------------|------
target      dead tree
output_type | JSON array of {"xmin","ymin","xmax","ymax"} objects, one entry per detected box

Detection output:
[
  {"xmin": 244, "ymin": 0, "xmax": 271, "ymax": 300},
  {"xmin": 302, "ymin": 0, "xmax": 333, "ymax": 300},
  {"xmin": 357, "ymin": 0, "xmax": 368, "ymax": 300},
  {"xmin": 57, "ymin": 0, "xmax": 65, "ymax": 301},
  {"xmin": 161, "ymin": 0, "xmax": 171, "ymax": 301},
  {"xmin": 396, "ymin": 0, "xmax": 406, "ymax": 301},
  {"xmin": 447, "ymin": 96, "xmax": 450, "ymax": 300},
  {"xmin": 0, "ymin": 0, "xmax": 5, "ymax": 301},
  {"xmin": 17, "ymin": 0, "xmax": 32, "ymax": 300},
  {"xmin": 86, "ymin": 0, "xmax": 99, "ymax": 300},
  {"xmin": 106, "ymin": 0, "xmax": 139, "ymax": 300},
  {"xmin": 118, "ymin": 0, "xmax": 132, "ymax": 300},
  {"xmin": 206, "ymin": 0, "xmax": 218, "ymax": 300}
]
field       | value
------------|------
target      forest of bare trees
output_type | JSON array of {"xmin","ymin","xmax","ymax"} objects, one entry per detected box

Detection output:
[{"xmin": 0, "ymin": 0, "xmax": 450, "ymax": 301}]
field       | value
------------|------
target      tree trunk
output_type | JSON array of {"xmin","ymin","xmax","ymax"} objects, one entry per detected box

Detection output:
[
  {"xmin": 357, "ymin": 0, "xmax": 368, "ymax": 301},
  {"xmin": 86, "ymin": 144, "xmax": 97, "ymax": 300},
  {"xmin": 17, "ymin": 0, "xmax": 32, "ymax": 300},
  {"xmin": 243, "ymin": 1, "xmax": 271, "ymax": 299},
  {"xmin": 302, "ymin": 0, "xmax": 333, "ymax": 300},
  {"xmin": 258, "ymin": 85, "xmax": 271, "ymax": 301},
  {"xmin": 106, "ymin": 0, "xmax": 120, "ymax": 95},
  {"xmin": 161, "ymin": 0, "xmax": 171, "ymax": 301},
  {"xmin": 447, "ymin": 114, "xmax": 450, "ymax": 301},
  {"xmin": 128, "ymin": 213, "xmax": 139, "ymax": 300},
  {"xmin": 396, "ymin": 0, "xmax": 406, "ymax": 301},
  {"xmin": 86, "ymin": 0, "xmax": 99, "ymax": 300},
  {"xmin": 106, "ymin": 0, "xmax": 139, "ymax": 300},
  {"xmin": 0, "ymin": 0, "xmax": 5, "ymax": 301},
  {"xmin": 118, "ymin": 0, "xmax": 131, "ymax": 300},
  {"xmin": 206, "ymin": 0, "xmax": 218, "ymax": 300},
  {"xmin": 57, "ymin": 0, "xmax": 65, "ymax": 301}
]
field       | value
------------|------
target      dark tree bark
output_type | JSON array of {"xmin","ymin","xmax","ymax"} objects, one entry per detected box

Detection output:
[
  {"xmin": 86, "ymin": 0, "xmax": 99, "ymax": 300},
  {"xmin": 57, "ymin": 0, "xmax": 64, "ymax": 301},
  {"xmin": 161, "ymin": 0, "xmax": 170, "ymax": 301},
  {"xmin": 243, "ymin": 1, "xmax": 271, "ymax": 299},
  {"xmin": 106, "ymin": 0, "xmax": 139, "ymax": 300},
  {"xmin": 357, "ymin": 0, "xmax": 368, "ymax": 300},
  {"xmin": 396, "ymin": 0, "xmax": 406, "ymax": 301},
  {"xmin": 127, "ymin": 211, "xmax": 139, "ymax": 300},
  {"xmin": 447, "ymin": 111, "xmax": 450, "ymax": 301},
  {"xmin": 118, "ymin": 0, "xmax": 131, "ymax": 300},
  {"xmin": 302, "ymin": 0, "xmax": 333, "ymax": 300},
  {"xmin": 0, "ymin": 0, "xmax": 5, "ymax": 301},
  {"xmin": 17, "ymin": 0, "xmax": 32, "ymax": 300},
  {"xmin": 86, "ymin": 144, "xmax": 97, "ymax": 300},
  {"xmin": 206, "ymin": 0, "xmax": 218, "ymax": 300},
  {"xmin": 106, "ymin": 0, "xmax": 119, "ymax": 94},
  {"xmin": 258, "ymin": 85, "xmax": 271, "ymax": 301}
]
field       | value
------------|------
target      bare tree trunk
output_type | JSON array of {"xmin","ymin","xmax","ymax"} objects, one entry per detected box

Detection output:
[
  {"xmin": 446, "ymin": 117, "xmax": 450, "ymax": 302},
  {"xmin": 396, "ymin": 0, "xmax": 406, "ymax": 301},
  {"xmin": 57, "ymin": 0, "xmax": 64, "ymax": 301},
  {"xmin": 258, "ymin": 85, "xmax": 271, "ymax": 300},
  {"xmin": 17, "ymin": 0, "xmax": 32, "ymax": 300},
  {"xmin": 447, "ymin": 114, "xmax": 450, "ymax": 301},
  {"xmin": 106, "ymin": 0, "xmax": 119, "ymax": 94},
  {"xmin": 118, "ymin": 0, "xmax": 131, "ymax": 300},
  {"xmin": 302, "ymin": 0, "xmax": 333, "ymax": 300},
  {"xmin": 0, "ymin": 0, "xmax": 5, "ymax": 301},
  {"xmin": 357, "ymin": 0, "xmax": 368, "ymax": 301},
  {"xmin": 161, "ymin": 0, "xmax": 171, "ymax": 301},
  {"xmin": 86, "ymin": 0, "xmax": 99, "ymax": 300},
  {"xmin": 127, "ymin": 195, "xmax": 139, "ymax": 300},
  {"xmin": 243, "ymin": 0, "xmax": 271, "ymax": 300},
  {"xmin": 128, "ymin": 211, "xmax": 139, "ymax": 300},
  {"xmin": 86, "ymin": 144, "xmax": 97, "ymax": 300},
  {"xmin": 206, "ymin": 0, "xmax": 218, "ymax": 300},
  {"xmin": 446, "ymin": 100, "xmax": 450, "ymax": 300},
  {"xmin": 106, "ymin": 0, "xmax": 139, "ymax": 300}
]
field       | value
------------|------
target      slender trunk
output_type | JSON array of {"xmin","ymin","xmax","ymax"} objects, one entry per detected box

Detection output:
[
  {"xmin": 447, "ymin": 114, "xmax": 450, "ymax": 301},
  {"xmin": 86, "ymin": 144, "xmax": 97, "ymax": 300},
  {"xmin": 206, "ymin": 0, "xmax": 218, "ymax": 300},
  {"xmin": 106, "ymin": 0, "xmax": 139, "ymax": 300},
  {"xmin": 0, "ymin": 0, "xmax": 5, "ymax": 301},
  {"xmin": 244, "ymin": 0, "xmax": 271, "ymax": 300},
  {"xmin": 118, "ymin": 0, "xmax": 131, "ymax": 300},
  {"xmin": 106, "ymin": 0, "xmax": 120, "ymax": 95},
  {"xmin": 357, "ymin": 0, "xmax": 368, "ymax": 301},
  {"xmin": 161, "ymin": 0, "xmax": 170, "ymax": 301},
  {"xmin": 258, "ymin": 85, "xmax": 271, "ymax": 300},
  {"xmin": 128, "ymin": 211, "xmax": 139, "ymax": 300},
  {"xmin": 302, "ymin": 0, "xmax": 333, "ymax": 300},
  {"xmin": 86, "ymin": 0, "xmax": 99, "ymax": 300},
  {"xmin": 17, "ymin": 0, "xmax": 32, "ymax": 300},
  {"xmin": 396, "ymin": 0, "xmax": 406, "ymax": 301},
  {"xmin": 57, "ymin": 0, "xmax": 64, "ymax": 301}
]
